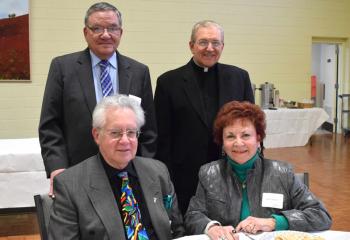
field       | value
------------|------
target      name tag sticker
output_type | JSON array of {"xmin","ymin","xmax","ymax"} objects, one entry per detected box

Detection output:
[{"xmin": 262, "ymin": 193, "xmax": 284, "ymax": 209}]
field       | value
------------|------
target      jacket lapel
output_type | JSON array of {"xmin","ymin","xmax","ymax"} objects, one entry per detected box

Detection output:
[
  {"xmin": 133, "ymin": 158, "xmax": 171, "ymax": 240},
  {"xmin": 85, "ymin": 155, "xmax": 126, "ymax": 240},
  {"xmin": 76, "ymin": 48, "xmax": 97, "ymax": 115},
  {"xmin": 117, "ymin": 52, "xmax": 131, "ymax": 94},
  {"xmin": 224, "ymin": 160, "xmax": 243, "ymax": 222},
  {"xmin": 182, "ymin": 61, "xmax": 209, "ymax": 128}
]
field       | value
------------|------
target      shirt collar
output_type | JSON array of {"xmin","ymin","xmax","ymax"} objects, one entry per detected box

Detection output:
[
  {"xmin": 90, "ymin": 50, "xmax": 118, "ymax": 69},
  {"xmin": 99, "ymin": 153, "xmax": 138, "ymax": 179},
  {"xmin": 191, "ymin": 58, "xmax": 217, "ymax": 73},
  {"xmin": 227, "ymin": 150, "xmax": 259, "ymax": 172}
]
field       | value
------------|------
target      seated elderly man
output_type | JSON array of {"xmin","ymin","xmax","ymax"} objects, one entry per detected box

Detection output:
[{"xmin": 48, "ymin": 95, "xmax": 185, "ymax": 240}]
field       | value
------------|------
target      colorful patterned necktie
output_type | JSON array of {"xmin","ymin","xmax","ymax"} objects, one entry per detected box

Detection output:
[
  {"xmin": 99, "ymin": 60, "xmax": 113, "ymax": 97},
  {"xmin": 117, "ymin": 171, "xmax": 149, "ymax": 240}
]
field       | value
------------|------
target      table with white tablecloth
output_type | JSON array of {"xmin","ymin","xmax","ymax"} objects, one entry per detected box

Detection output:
[
  {"xmin": 175, "ymin": 230, "xmax": 350, "ymax": 240},
  {"xmin": 263, "ymin": 108, "xmax": 329, "ymax": 148},
  {"xmin": 0, "ymin": 138, "xmax": 49, "ymax": 208}
]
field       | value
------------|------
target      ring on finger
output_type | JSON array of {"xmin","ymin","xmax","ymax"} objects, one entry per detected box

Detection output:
[
  {"xmin": 230, "ymin": 228, "xmax": 236, "ymax": 236},
  {"xmin": 218, "ymin": 236, "xmax": 227, "ymax": 240}
]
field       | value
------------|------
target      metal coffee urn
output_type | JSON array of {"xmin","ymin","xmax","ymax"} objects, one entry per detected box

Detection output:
[{"xmin": 260, "ymin": 82, "xmax": 275, "ymax": 109}]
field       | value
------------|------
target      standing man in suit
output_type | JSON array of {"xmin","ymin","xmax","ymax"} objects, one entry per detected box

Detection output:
[
  {"xmin": 154, "ymin": 20, "xmax": 254, "ymax": 214},
  {"xmin": 39, "ymin": 2, "xmax": 156, "ymax": 195},
  {"xmin": 49, "ymin": 95, "xmax": 185, "ymax": 240}
]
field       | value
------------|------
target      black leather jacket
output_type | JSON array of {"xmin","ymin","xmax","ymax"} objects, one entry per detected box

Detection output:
[{"xmin": 185, "ymin": 157, "xmax": 332, "ymax": 234}]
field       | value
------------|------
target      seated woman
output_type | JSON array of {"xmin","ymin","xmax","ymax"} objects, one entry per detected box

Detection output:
[{"xmin": 185, "ymin": 101, "xmax": 332, "ymax": 240}]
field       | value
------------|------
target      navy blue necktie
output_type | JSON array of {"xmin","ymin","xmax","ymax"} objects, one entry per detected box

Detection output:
[{"xmin": 99, "ymin": 60, "xmax": 113, "ymax": 97}]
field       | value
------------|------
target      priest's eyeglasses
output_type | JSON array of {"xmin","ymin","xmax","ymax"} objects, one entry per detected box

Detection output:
[{"xmin": 196, "ymin": 39, "xmax": 223, "ymax": 48}]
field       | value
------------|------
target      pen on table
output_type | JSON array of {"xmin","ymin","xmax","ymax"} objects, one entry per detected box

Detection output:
[
  {"xmin": 242, "ymin": 232, "xmax": 256, "ymax": 240},
  {"xmin": 232, "ymin": 228, "xmax": 256, "ymax": 240}
]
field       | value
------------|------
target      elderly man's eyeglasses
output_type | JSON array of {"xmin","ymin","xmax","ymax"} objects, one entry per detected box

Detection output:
[
  {"xmin": 196, "ymin": 39, "xmax": 223, "ymax": 48},
  {"xmin": 104, "ymin": 128, "xmax": 140, "ymax": 140},
  {"xmin": 87, "ymin": 25, "xmax": 121, "ymax": 35}
]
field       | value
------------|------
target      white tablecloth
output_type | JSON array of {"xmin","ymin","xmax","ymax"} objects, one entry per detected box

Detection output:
[
  {"xmin": 175, "ymin": 230, "xmax": 350, "ymax": 240},
  {"xmin": 0, "ymin": 138, "xmax": 49, "ymax": 208},
  {"xmin": 264, "ymin": 108, "xmax": 329, "ymax": 148}
]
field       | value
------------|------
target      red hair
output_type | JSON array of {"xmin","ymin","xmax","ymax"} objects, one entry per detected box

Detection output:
[{"xmin": 213, "ymin": 101, "xmax": 266, "ymax": 145}]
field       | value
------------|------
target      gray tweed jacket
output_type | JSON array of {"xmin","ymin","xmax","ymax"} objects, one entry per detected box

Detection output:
[{"xmin": 49, "ymin": 155, "xmax": 185, "ymax": 239}]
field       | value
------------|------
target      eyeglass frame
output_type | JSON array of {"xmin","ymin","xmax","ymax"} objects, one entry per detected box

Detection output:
[
  {"xmin": 195, "ymin": 39, "xmax": 223, "ymax": 48},
  {"xmin": 101, "ymin": 128, "xmax": 141, "ymax": 141},
  {"xmin": 86, "ymin": 25, "xmax": 122, "ymax": 35}
]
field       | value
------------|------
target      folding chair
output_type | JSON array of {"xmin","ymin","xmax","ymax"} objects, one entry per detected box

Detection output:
[{"xmin": 34, "ymin": 194, "xmax": 53, "ymax": 240}]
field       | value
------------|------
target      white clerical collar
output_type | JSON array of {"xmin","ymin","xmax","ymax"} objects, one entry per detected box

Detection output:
[{"xmin": 193, "ymin": 58, "xmax": 209, "ymax": 72}]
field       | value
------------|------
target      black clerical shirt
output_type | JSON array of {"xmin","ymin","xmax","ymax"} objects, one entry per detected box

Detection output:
[
  {"xmin": 191, "ymin": 59, "xmax": 219, "ymax": 126},
  {"xmin": 100, "ymin": 154, "xmax": 158, "ymax": 240},
  {"xmin": 191, "ymin": 59, "xmax": 221, "ymax": 162}
]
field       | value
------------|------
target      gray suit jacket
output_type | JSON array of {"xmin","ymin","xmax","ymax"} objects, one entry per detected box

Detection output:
[
  {"xmin": 185, "ymin": 157, "xmax": 332, "ymax": 234},
  {"xmin": 49, "ymin": 155, "xmax": 185, "ymax": 240},
  {"xmin": 39, "ymin": 49, "xmax": 157, "ymax": 177}
]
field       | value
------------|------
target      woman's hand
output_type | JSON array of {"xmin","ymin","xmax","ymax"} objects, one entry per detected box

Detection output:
[
  {"xmin": 235, "ymin": 216, "xmax": 276, "ymax": 234},
  {"xmin": 207, "ymin": 225, "xmax": 239, "ymax": 240}
]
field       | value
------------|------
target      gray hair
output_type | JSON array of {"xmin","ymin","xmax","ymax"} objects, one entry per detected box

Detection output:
[
  {"xmin": 190, "ymin": 20, "xmax": 224, "ymax": 43},
  {"xmin": 84, "ymin": 2, "xmax": 122, "ymax": 27},
  {"xmin": 92, "ymin": 95, "xmax": 145, "ymax": 130}
]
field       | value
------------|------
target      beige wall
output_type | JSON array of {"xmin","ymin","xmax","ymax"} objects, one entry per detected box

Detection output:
[{"xmin": 1, "ymin": 0, "xmax": 349, "ymax": 138}]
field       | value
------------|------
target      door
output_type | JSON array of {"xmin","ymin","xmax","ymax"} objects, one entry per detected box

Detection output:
[{"xmin": 311, "ymin": 42, "xmax": 342, "ymax": 133}]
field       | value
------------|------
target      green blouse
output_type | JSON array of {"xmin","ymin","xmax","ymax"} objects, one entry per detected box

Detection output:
[{"xmin": 227, "ymin": 151, "xmax": 289, "ymax": 230}]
